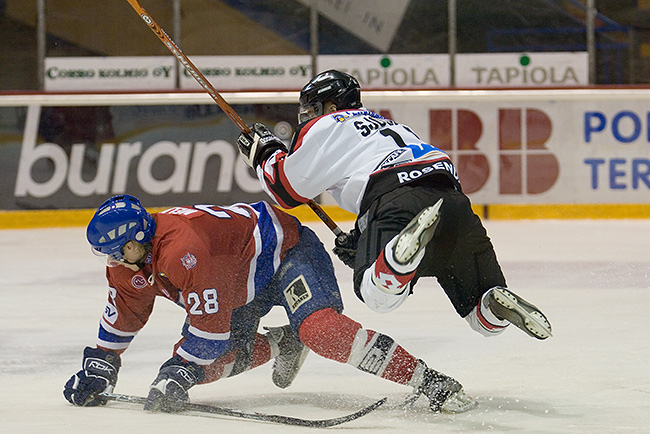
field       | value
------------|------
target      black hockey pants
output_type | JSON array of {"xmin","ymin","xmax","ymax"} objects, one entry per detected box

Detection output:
[{"xmin": 353, "ymin": 184, "xmax": 506, "ymax": 318}]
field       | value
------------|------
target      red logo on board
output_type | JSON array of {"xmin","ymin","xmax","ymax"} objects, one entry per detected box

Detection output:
[{"xmin": 428, "ymin": 108, "xmax": 560, "ymax": 194}]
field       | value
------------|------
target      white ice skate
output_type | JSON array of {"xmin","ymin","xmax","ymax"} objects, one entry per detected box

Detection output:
[
  {"xmin": 486, "ymin": 287, "xmax": 552, "ymax": 340},
  {"xmin": 392, "ymin": 198, "xmax": 443, "ymax": 265}
]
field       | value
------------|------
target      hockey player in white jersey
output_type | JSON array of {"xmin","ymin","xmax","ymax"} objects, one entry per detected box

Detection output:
[{"xmin": 237, "ymin": 69, "xmax": 552, "ymax": 341}]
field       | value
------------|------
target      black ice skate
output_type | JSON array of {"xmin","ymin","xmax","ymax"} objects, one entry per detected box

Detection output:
[
  {"xmin": 486, "ymin": 287, "xmax": 553, "ymax": 340},
  {"xmin": 392, "ymin": 199, "xmax": 443, "ymax": 265},
  {"xmin": 265, "ymin": 325, "xmax": 310, "ymax": 389},
  {"xmin": 406, "ymin": 366, "xmax": 478, "ymax": 413}
]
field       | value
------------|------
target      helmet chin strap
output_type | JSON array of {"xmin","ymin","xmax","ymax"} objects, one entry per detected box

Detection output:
[
  {"xmin": 119, "ymin": 261, "xmax": 141, "ymax": 272},
  {"xmin": 120, "ymin": 242, "xmax": 152, "ymax": 271}
]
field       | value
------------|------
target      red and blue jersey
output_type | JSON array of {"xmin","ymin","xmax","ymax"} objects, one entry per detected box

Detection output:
[{"xmin": 96, "ymin": 201, "xmax": 300, "ymax": 365}]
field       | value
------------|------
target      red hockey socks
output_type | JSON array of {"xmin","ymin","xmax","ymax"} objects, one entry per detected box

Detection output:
[
  {"xmin": 299, "ymin": 308, "xmax": 419, "ymax": 385},
  {"xmin": 298, "ymin": 308, "xmax": 361, "ymax": 362}
]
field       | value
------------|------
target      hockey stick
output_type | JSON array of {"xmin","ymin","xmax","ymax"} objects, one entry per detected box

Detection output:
[
  {"xmin": 124, "ymin": 0, "xmax": 343, "ymax": 237},
  {"xmin": 101, "ymin": 392, "xmax": 386, "ymax": 428}
]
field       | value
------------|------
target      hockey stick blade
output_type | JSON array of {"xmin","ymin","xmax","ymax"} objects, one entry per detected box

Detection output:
[{"xmin": 100, "ymin": 393, "xmax": 386, "ymax": 428}]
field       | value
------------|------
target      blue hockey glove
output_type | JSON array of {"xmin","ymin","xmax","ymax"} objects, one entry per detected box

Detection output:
[
  {"xmin": 236, "ymin": 122, "xmax": 287, "ymax": 168},
  {"xmin": 64, "ymin": 346, "xmax": 121, "ymax": 406},
  {"xmin": 333, "ymin": 229, "xmax": 359, "ymax": 269},
  {"xmin": 144, "ymin": 355, "xmax": 206, "ymax": 413}
]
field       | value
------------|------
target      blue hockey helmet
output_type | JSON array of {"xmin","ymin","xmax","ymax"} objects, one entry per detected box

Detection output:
[
  {"xmin": 86, "ymin": 195, "xmax": 156, "ymax": 261},
  {"xmin": 298, "ymin": 70, "xmax": 362, "ymax": 123}
]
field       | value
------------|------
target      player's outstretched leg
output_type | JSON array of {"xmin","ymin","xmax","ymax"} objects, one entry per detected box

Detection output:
[
  {"xmin": 486, "ymin": 287, "xmax": 552, "ymax": 340},
  {"xmin": 299, "ymin": 308, "xmax": 477, "ymax": 413},
  {"xmin": 265, "ymin": 325, "xmax": 310, "ymax": 389},
  {"xmin": 405, "ymin": 360, "xmax": 478, "ymax": 413}
]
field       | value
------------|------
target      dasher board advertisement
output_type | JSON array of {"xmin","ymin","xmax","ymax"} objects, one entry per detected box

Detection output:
[
  {"xmin": 44, "ymin": 53, "xmax": 584, "ymax": 91},
  {"xmin": 44, "ymin": 57, "xmax": 176, "ymax": 91},
  {"xmin": 177, "ymin": 54, "xmax": 449, "ymax": 90},
  {"xmin": 1, "ymin": 89, "xmax": 648, "ymax": 210}
]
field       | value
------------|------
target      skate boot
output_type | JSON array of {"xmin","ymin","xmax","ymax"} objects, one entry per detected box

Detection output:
[
  {"xmin": 406, "ymin": 365, "xmax": 478, "ymax": 413},
  {"xmin": 393, "ymin": 198, "xmax": 443, "ymax": 265},
  {"xmin": 265, "ymin": 325, "xmax": 310, "ymax": 389},
  {"xmin": 486, "ymin": 287, "xmax": 552, "ymax": 340}
]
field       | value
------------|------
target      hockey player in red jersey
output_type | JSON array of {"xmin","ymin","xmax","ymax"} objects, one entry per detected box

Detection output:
[
  {"xmin": 237, "ymin": 70, "xmax": 552, "ymax": 341},
  {"xmin": 64, "ymin": 195, "xmax": 476, "ymax": 413}
]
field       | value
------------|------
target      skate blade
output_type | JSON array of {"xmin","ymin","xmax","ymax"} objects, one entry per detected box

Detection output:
[
  {"xmin": 440, "ymin": 389, "xmax": 479, "ymax": 413},
  {"xmin": 493, "ymin": 288, "xmax": 553, "ymax": 340},
  {"xmin": 401, "ymin": 389, "xmax": 478, "ymax": 414}
]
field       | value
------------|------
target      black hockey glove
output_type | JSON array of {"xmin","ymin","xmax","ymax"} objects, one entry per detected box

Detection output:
[
  {"xmin": 236, "ymin": 122, "xmax": 287, "ymax": 168},
  {"xmin": 63, "ymin": 346, "xmax": 121, "ymax": 407},
  {"xmin": 333, "ymin": 229, "xmax": 359, "ymax": 269},
  {"xmin": 144, "ymin": 355, "xmax": 206, "ymax": 413}
]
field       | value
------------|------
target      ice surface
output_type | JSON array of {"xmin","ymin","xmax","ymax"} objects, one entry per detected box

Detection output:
[{"xmin": 1, "ymin": 219, "xmax": 649, "ymax": 433}]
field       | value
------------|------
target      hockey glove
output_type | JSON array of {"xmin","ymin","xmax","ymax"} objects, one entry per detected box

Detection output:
[
  {"xmin": 63, "ymin": 346, "xmax": 121, "ymax": 406},
  {"xmin": 144, "ymin": 355, "xmax": 206, "ymax": 413},
  {"xmin": 333, "ymin": 229, "xmax": 359, "ymax": 269},
  {"xmin": 236, "ymin": 122, "xmax": 287, "ymax": 168}
]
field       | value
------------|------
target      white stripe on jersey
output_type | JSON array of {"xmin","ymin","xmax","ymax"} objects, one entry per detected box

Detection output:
[
  {"xmin": 96, "ymin": 339, "xmax": 130, "ymax": 351},
  {"xmin": 247, "ymin": 222, "xmax": 262, "ymax": 304},
  {"xmin": 263, "ymin": 201, "xmax": 284, "ymax": 271},
  {"xmin": 176, "ymin": 346, "xmax": 216, "ymax": 366},
  {"xmin": 187, "ymin": 325, "xmax": 231, "ymax": 341},
  {"xmin": 100, "ymin": 317, "xmax": 139, "ymax": 337}
]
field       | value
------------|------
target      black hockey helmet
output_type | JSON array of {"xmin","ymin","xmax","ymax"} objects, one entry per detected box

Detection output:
[{"xmin": 298, "ymin": 70, "xmax": 362, "ymax": 123}]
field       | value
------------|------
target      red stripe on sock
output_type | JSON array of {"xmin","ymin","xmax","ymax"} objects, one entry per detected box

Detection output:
[
  {"xmin": 299, "ymin": 308, "xmax": 362, "ymax": 363},
  {"xmin": 373, "ymin": 251, "xmax": 416, "ymax": 291},
  {"xmin": 476, "ymin": 303, "xmax": 506, "ymax": 331},
  {"xmin": 202, "ymin": 352, "xmax": 236, "ymax": 383},
  {"xmin": 201, "ymin": 333, "xmax": 272, "ymax": 383},
  {"xmin": 251, "ymin": 333, "xmax": 272, "ymax": 368},
  {"xmin": 379, "ymin": 342, "xmax": 419, "ymax": 385}
]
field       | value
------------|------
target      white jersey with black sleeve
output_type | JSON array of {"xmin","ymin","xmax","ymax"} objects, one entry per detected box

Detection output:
[{"xmin": 257, "ymin": 108, "xmax": 460, "ymax": 215}]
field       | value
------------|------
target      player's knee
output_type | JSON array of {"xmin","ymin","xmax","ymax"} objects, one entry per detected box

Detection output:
[
  {"xmin": 298, "ymin": 308, "xmax": 362, "ymax": 363},
  {"xmin": 359, "ymin": 267, "xmax": 410, "ymax": 313}
]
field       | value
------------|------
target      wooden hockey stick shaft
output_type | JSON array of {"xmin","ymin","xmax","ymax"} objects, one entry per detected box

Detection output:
[
  {"xmin": 101, "ymin": 392, "xmax": 386, "ymax": 427},
  {"xmin": 307, "ymin": 200, "xmax": 343, "ymax": 236},
  {"xmin": 125, "ymin": 0, "xmax": 343, "ymax": 236},
  {"xmin": 125, "ymin": 0, "xmax": 248, "ymax": 133}
]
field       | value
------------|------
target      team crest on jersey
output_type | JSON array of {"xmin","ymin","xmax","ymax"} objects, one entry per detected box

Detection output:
[
  {"xmin": 131, "ymin": 274, "xmax": 148, "ymax": 289},
  {"xmin": 283, "ymin": 275, "xmax": 312, "ymax": 313},
  {"xmin": 332, "ymin": 112, "xmax": 352, "ymax": 122},
  {"xmin": 181, "ymin": 252, "xmax": 197, "ymax": 270},
  {"xmin": 377, "ymin": 148, "xmax": 409, "ymax": 170}
]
